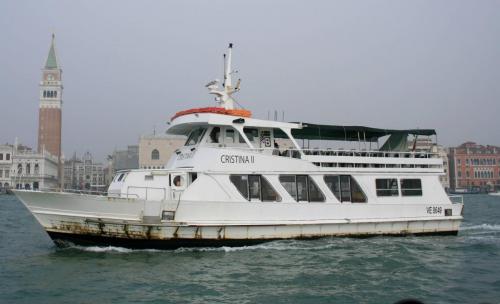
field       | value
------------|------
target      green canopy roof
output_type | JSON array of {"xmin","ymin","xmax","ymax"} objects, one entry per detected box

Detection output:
[
  {"xmin": 45, "ymin": 34, "xmax": 58, "ymax": 69},
  {"xmin": 284, "ymin": 123, "xmax": 436, "ymax": 142}
]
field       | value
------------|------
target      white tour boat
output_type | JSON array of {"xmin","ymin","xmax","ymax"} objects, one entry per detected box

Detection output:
[{"xmin": 14, "ymin": 44, "xmax": 464, "ymax": 249}]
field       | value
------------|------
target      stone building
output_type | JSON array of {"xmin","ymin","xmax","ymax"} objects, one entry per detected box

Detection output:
[
  {"xmin": 9, "ymin": 143, "xmax": 59, "ymax": 190},
  {"xmin": 449, "ymin": 142, "xmax": 500, "ymax": 191},
  {"xmin": 64, "ymin": 152, "xmax": 108, "ymax": 192},
  {"xmin": 139, "ymin": 135, "xmax": 185, "ymax": 169},
  {"xmin": 0, "ymin": 145, "xmax": 13, "ymax": 190}
]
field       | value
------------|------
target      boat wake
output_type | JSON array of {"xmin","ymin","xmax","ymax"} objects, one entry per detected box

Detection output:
[
  {"xmin": 58, "ymin": 239, "xmax": 343, "ymax": 254},
  {"xmin": 460, "ymin": 224, "xmax": 500, "ymax": 231},
  {"xmin": 61, "ymin": 245, "xmax": 161, "ymax": 253}
]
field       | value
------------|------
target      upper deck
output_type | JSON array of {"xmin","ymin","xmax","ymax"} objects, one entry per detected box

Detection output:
[{"xmin": 166, "ymin": 111, "xmax": 443, "ymax": 174}]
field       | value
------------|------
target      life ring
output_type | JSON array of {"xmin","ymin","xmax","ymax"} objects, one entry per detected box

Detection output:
[{"xmin": 171, "ymin": 107, "xmax": 252, "ymax": 120}]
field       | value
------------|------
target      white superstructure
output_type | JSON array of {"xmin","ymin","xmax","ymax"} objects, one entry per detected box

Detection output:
[{"xmin": 14, "ymin": 44, "xmax": 463, "ymax": 249}]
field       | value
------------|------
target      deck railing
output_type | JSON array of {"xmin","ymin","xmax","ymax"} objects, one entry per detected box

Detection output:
[{"xmin": 231, "ymin": 147, "xmax": 439, "ymax": 159}]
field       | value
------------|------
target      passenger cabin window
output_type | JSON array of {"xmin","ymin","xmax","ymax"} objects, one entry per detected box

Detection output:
[
  {"xmin": 401, "ymin": 179, "xmax": 422, "ymax": 196},
  {"xmin": 324, "ymin": 175, "xmax": 366, "ymax": 203},
  {"xmin": 185, "ymin": 127, "xmax": 206, "ymax": 146},
  {"xmin": 190, "ymin": 173, "xmax": 198, "ymax": 183},
  {"xmin": 208, "ymin": 127, "xmax": 246, "ymax": 147},
  {"xmin": 279, "ymin": 175, "xmax": 325, "ymax": 202},
  {"xmin": 230, "ymin": 175, "xmax": 281, "ymax": 202},
  {"xmin": 208, "ymin": 127, "xmax": 220, "ymax": 143},
  {"xmin": 117, "ymin": 173, "xmax": 125, "ymax": 182},
  {"xmin": 243, "ymin": 128, "xmax": 259, "ymax": 145},
  {"xmin": 225, "ymin": 129, "xmax": 236, "ymax": 144},
  {"xmin": 376, "ymin": 179, "xmax": 399, "ymax": 196}
]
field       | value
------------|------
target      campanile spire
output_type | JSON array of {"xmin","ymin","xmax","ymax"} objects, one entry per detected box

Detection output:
[{"xmin": 45, "ymin": 33, "xmax": 58, "ymax": 69}]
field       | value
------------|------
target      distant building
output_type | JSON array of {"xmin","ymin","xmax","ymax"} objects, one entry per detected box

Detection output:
[
  {"xmin": 139, "ymin": 135, "xmax": 185, "ymax": 169},
  {"xmin": 449, "ymin": 142, "xmax": 500, "ymax": 191},
  {"xmin": 9, "ymin": 142, "xmax": 59, "ymax": 190},
  {"xmin": 0, "ymin": 145, "xmax": 13, "ymax": 190},
  {"xmin": 64, "ymin": 152, "xmax": 108, "ymax": 192},
  {"xmin": 112, "ymin": 145, "xmax": 139, "ymax": 172}
]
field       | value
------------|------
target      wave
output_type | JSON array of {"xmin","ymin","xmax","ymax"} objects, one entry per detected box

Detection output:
[
  {"xmin": 64, "ymin": 245, "xmax": 161, "ymax": 253},
  {"xmin": 174, "ymin": 239, "xmax": 352, "ymax": 253},
  {"xmin": 460, "ymin": 224, "xmax": 500, "ymax": 231}
]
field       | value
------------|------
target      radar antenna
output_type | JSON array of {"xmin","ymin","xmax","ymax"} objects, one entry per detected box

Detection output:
[{"xmin": 205, "ymin": 43, "xmax": 241, "ymax": 110}]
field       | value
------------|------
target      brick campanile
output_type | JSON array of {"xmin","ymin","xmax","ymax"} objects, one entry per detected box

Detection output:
[{"xmin": 38, "ymin": 34, "xmax": 63, "ymax": 158}]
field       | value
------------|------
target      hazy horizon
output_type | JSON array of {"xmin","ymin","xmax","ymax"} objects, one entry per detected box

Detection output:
[{"xmin": 1, "ymin": 0, "xmax": 500, "ymax": 162}]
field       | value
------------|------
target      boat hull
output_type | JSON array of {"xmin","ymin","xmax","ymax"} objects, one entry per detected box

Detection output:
[
  {"xmin": 14, "ymin": 190, "xmax": 463, "ymax": 249},
  {"xmin": 47, "ymin": 229, "xmax": 458, "ymax": 249},
  {"xmin": 41, "ymin": 215, "xmax": 461, "ymax": 249}
]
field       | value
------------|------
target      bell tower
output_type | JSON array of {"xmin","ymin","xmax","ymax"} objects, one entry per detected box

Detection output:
[{"xmin": 38, "ymin": 34, "xmax": 63, "ymax": 157}]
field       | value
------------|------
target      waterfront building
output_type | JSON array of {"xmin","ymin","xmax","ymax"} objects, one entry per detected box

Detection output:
[
  {"xmin": 449, "ymin": 142, "xmax": 500, "ymax": 191},
  {"xmin": 139, "ymin": 134, "xmax": 185, "ymax": 169},
  {"xmin": 10, "ymin": 143, "xmax": 59, "ymax": 190},
  {"xmin": 0, "ymin": 145, "xmax": 13, "ymax": 190},
  {"xmin": 64, "ymin": 152, "xmax": 108, "ymax": 192}
]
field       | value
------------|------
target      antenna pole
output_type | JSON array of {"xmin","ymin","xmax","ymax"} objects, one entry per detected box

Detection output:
[
  {"xmin": 224, "ymin": 43, "xmax": 233, "ymax": 89},
  {"xmin": 223, "ymin": 54, "xmax": 226, "ymax": 88}
]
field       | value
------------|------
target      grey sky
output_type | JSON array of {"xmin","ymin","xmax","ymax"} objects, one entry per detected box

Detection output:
[{"xmin": 1, "ymin": 0, "xmax": 499, "ymax": 161}]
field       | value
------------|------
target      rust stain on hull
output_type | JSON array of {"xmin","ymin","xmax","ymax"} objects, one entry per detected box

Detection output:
[{"xmin": 46, "ymin": 219, "xmax": 460, "ymax": 250}]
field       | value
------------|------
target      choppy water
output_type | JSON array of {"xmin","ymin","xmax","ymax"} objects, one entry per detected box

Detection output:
[{"xmin": 1, "ymin": 195, "xmax": 500, "ymax": 304}]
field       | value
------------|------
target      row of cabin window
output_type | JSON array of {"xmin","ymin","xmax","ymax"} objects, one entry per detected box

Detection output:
[
  {"xmin": 375, "ymin": 178, "xmax": 422, "ymax": 197},
  {"xmin": 43, "ymin": 90, "xmax": 58, "ymax": 98},
  {"xmin": 231, "ymin": 175, "xmax": 423, "ymax": 202},
  {"xmin": 230, "ymin": 175, "xmax": 281, "ymax": 202},
  {"xmin": 185, "ymin": 127, "xmax": 270, "ymax": 147},
  {"xmin": 230, "ymin": 174, "xmax": 368, "ymax": 203}
]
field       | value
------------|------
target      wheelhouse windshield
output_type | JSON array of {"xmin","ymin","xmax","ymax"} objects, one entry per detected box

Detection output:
[{"xmin": 185, "ymin": 127, "xmax": 207, "ymax": 146}]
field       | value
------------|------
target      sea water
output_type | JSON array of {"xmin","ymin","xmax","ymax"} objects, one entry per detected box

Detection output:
[{"xmin": 1, "ymin": 194, "xmax": 499, "ymax": 304}]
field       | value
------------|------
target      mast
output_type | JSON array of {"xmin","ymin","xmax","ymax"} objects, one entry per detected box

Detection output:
[{"xmin": 206, "ymin": 43, "xmax": 241, "ymax": 110}]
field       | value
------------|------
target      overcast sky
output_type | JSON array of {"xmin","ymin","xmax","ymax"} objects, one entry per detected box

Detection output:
[{"xmin": 1, "ymin": 0, "xmax": 499, "ymax": 161}]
